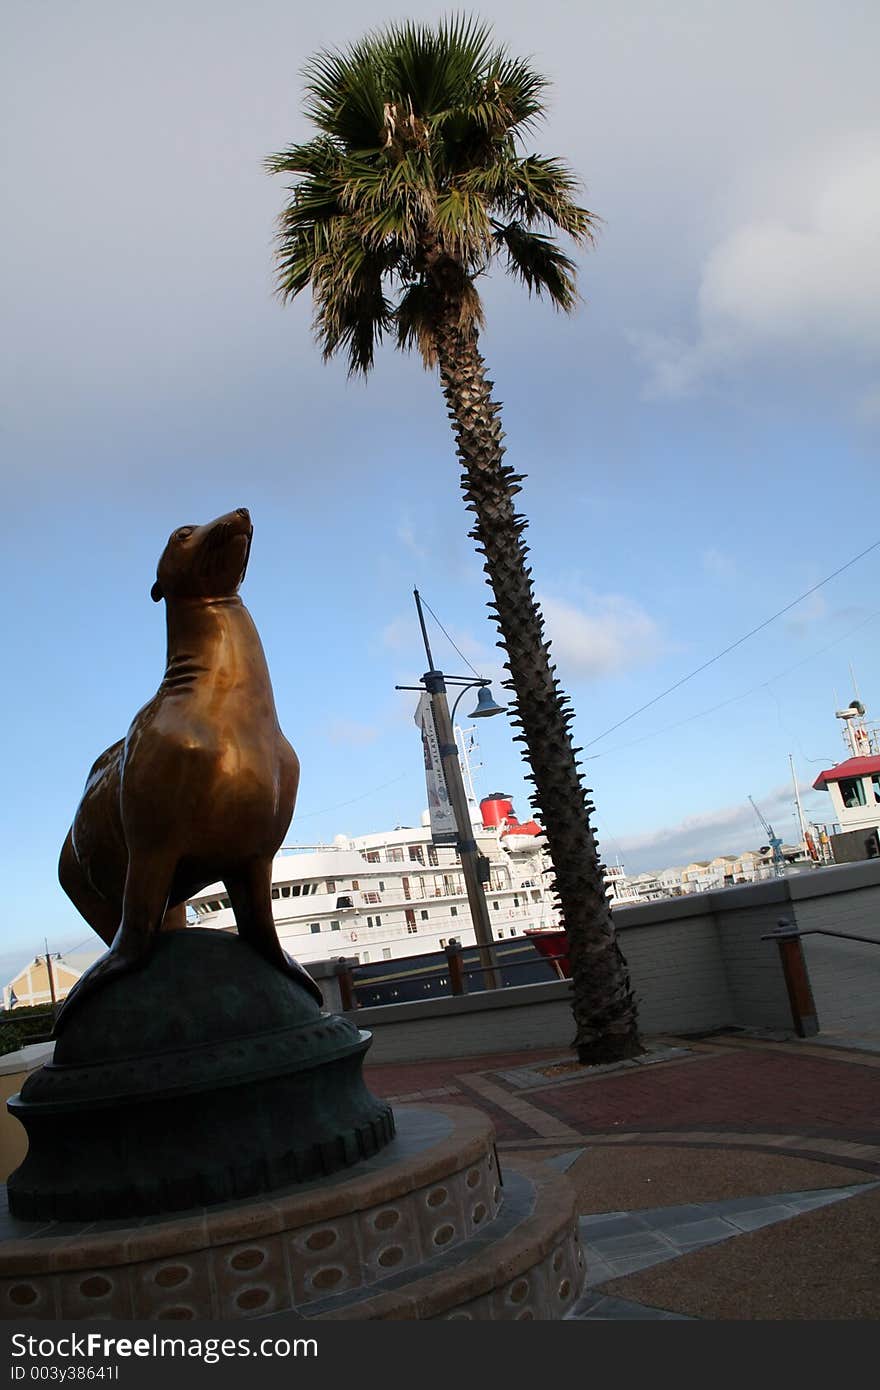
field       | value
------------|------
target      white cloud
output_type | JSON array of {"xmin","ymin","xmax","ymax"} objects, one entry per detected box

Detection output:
[
  {"xmin": 615, "ymin": 780, "xmax": 818, "ymax": 872},
  {"xmin": 396, "ymin": 511, "xmax": 428, "ymax": 560},
  {"xmin": 636, "ymin": 135, "xmax": 880, "ymax": 398},
  {"xmin": 783, "ymin": 591, "xmax": 829, "ymax": 635},
  {"xmin": 324, "ymin": 719, "xmax": 379, "ymax": 747},
  {"xmin": 540, "ymin": 593, "xmax": 664, "ymax": 680},
  {"xmin": 381, "ymin": 616, "xmax": 413, "ymax": 652},
  {"xmin": 701, "ymin": 547, "xmax": 736, "ymax": 581}
]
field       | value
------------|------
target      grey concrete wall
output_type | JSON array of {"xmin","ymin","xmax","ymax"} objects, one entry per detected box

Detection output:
[
  {"xmin": 353, "ymin": 981, "xmax": 576, "ymax": 1064},
  {"xmin": 612, "ymin": 899, "xmax": 732, "ymax": 1034},
  {"xmin": 788, "ymin": 861, "xmax": 880, "ymax": 1034},
  {"xmin": 338, "ymin": 860, "xmax": 880, "ymax": 1061}
]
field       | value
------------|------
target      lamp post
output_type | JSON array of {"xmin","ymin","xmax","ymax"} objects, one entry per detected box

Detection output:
[{"xmin": 396, "ymin": 590, "xmax": 507, "ymax": 991}]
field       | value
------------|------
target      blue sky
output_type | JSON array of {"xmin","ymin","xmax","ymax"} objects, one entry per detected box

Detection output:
[{"xmin": 3, "ymin": 1, "xmax": 878, "ymax": 979}]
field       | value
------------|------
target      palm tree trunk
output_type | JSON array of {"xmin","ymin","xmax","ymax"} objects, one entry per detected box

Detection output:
[{"xmin": 434, "ymin": 313, "xmax": 642, "ymax": 1064}]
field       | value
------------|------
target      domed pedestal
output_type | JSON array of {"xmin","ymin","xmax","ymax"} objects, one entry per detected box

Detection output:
[{"xmin": 6, "ymin": 930, "xmax": 394, "ymax": 1221}]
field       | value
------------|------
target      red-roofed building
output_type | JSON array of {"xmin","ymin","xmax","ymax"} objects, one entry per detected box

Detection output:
[{"xmin": 812, "ymin": 741, "xmax": 880, "ymax": 840}]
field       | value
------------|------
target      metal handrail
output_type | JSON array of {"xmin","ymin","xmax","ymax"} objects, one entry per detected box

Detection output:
[
  {"xmin": 762, "ymin": 926, "xmax": 879, "ymax": 947},
  {"xmin": 348, "ymin": 952, "xmax": 568, "ymax": 988},
  {"xmin": 342, "ymin": 946, "xmax": 569, "ymax": 1004},
  {"xmin": 455, "ymin": 954, "xmax": 569, "ymax": 978}
]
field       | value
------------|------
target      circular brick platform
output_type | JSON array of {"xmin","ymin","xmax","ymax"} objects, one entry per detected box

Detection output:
[{"xmin": 0, "ymin": 1106, "xmax": 585, "ymax": 1321}]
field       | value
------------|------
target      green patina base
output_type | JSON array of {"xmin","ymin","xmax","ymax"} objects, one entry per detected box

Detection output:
[{"xmin": 7, "ymin": 930, "xmax": 394, "ymax": 1221}]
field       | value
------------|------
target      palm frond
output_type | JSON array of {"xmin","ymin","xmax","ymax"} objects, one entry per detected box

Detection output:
[
  {"xmin": 461, "ymin": 155, "xmax": 596, "ymax": 241},
  {"xmin": 395, "ymin": 282, "xmax": 439, "ymax": 366},
  {"xmin": 492, "ymin": 221, "xmax": 580, "ymax": 310},
  {"xmin": 312, "ymin": 236, "xmax": 397, "ymax": 375}
]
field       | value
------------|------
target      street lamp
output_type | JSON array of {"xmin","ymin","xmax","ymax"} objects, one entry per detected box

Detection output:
[{"xmin": 396, "ymin": 589, "xmax": 507, "ymax": 991}]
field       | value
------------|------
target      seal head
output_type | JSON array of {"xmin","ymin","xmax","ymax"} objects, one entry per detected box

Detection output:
[{"xmin": 151, "ymin": 506, "xmax": 253, "ymax": 604}]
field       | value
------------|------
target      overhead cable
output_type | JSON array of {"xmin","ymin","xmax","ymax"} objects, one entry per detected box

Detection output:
[{"xmin": 584, "ymin": 538, "xmax": 880, "ymax": 748}]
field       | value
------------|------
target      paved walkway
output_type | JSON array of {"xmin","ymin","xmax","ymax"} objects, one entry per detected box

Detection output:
[{"xmin": 364, "ymin": 1031, "xmax": 880, "ymax": 1319}]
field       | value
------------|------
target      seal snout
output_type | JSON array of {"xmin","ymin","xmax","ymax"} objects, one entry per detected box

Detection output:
[{"xmin": 229, "ymin": 507, "xmax": 253, "ymax": 544}]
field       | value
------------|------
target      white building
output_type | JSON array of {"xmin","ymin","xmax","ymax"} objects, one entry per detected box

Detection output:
[{"xmin": 812, "ymin": 699, "xmax": 880, "ymax": 848}]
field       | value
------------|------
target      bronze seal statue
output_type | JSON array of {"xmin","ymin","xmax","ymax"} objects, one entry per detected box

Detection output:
[{"xmin": 57, "ymin": 507, "xmax": 322, "ymax": 1022}]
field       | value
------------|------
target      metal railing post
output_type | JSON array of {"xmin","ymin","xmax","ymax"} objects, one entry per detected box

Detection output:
[
  {"xmin": 444, "ymin": 939, "xmax": 465, "ymax": 996},
  {"xmin": 771, "ymin": 919, "xmax": 820, "ymax": 1037},
  {"xmin": 334, "ymin": 957, "xmax": 358, "ymax": 1012}
]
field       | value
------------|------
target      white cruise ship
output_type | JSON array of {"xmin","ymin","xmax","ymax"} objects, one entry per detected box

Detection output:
[{"xmin": 188, "ymin": 793, "xmax": 564, "ymax": 968}]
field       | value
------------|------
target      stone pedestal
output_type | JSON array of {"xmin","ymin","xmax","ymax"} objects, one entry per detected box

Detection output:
[
  {"xmin": 0, "ymin": 1107, "xmax": 585, "ymax": 1321},
  {"xmin": 6, "ymin": 931, "xmax": 393, "ymax": 1221}
]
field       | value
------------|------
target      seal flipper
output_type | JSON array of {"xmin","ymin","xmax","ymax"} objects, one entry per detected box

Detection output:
[{"xmin": 224, "ymin": 863, "xmax": 324, "ymax": 1007}]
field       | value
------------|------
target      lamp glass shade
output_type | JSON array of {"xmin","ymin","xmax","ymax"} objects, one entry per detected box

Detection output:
[{"xmin": 468, "ymin": 686, "xmax": 506, "ymax": 719}]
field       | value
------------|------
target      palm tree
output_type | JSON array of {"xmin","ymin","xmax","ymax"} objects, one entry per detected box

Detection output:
[{"xmin": 266, "ymin": 17, "xmax": 641, "ymax": 1063}]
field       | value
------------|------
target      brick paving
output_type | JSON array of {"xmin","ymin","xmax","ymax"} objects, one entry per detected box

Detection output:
[
  {"xmin": 527, "ymin": 1049, "xmax": 880, "ymax": 1139},
  {"xmin": 366, "ymin": 1038, "xmax": 880, "ymax": 1145},
  {"xmin": 366, "ymin": 1033, "xmax": 880, "ymax": 1316}
]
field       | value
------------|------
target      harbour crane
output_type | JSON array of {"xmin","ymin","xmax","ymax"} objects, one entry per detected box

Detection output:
[{"xmin": 748, "ymin": 796, "xmax": 785, "ymax": 875}]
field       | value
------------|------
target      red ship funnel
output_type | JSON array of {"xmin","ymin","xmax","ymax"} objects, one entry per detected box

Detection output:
[{"xmin": 480, "ymin": 794, "xmax": 514, "ymax": 828}]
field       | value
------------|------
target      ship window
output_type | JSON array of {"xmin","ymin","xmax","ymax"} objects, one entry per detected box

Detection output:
[
  {"xmin": 365, "ymin": 851, "xmax": 380, "ymax": 863},
  {"xmin": 840, "ymin": 777, "xmax": 867, "ymax": 808},
  {"xmin": 440, "ymin": 939, "xmax": 446, "ymax": 947},
  {"xmin": 408, "ymin": 924, "xmax": 419, "ymax": 934},
  {"xmin": 271, "ymin": 888, "xmax": 279, "ymax": 900},
  {"xmin": 383, "ymin": 948, "xmax": 392, "ymax": 959},
  {"xmin": 291, "ymin": 884, "xmax": 301, "ymax": 897},
  {"xmin": 872, "ymin": 774, "xmax": 880, "ymax": 802},
  {"xmin": 408, "ymin": 846, "xmax": 424, "ymax": 864},
  {"xmin": 310, "ymin": 923, "xmax": 321, "ymax": 934},
  {"xmin": 378, "ymin": 881, "xmax": 385, "ymax": 891},
  {"xmin": 450, "ymin": 906, "xmax": 458, "ymax": 917},
  {"xmin": 351, "ymin": 880, "xmax": 359, "ymax": 890},
  {"xmin": 387, "ymin": 847, "xmax": 404, "ymax": 862},
  {"xmin": 375, "ymin": 915, "xmax": 381, "ymax": 926},
  {"xmin": 221, "ymin": 898, "xmax": 230, "ymax": 909},
  {"xmin": 420, "ymin": 910, "xmax": 429, "ymax": 921},
  {"xmin": 492, "ymin": 901, "xmax": 499, "ymax": 910},
  {"xmin": 281, "ymin": 886, "xmax": 291, "ymax": 898},
  {"xmin": 331, "ymin": 921, "xmax": 340, "ymax": 931},
  {"xmin": 514, "ymin": 896, "xmax": 520, "ymax": 907},
  {"xmin": 362, "ymin": 951, "xmax": 370, "ymax": 963},
  {"xmin": 366, "ymin": 917, "xmax": 373, "ymax": 929},
  {"xmin": 427, "ymin": 844, "xmax": 438, "ymax": 866},
  {"xmin": 325, "ymin": 880, "xmax": 336, "ymax": 893},
  {"xmin": 336, "ymin": 896, "xmax": 353, "ymax": 909}
]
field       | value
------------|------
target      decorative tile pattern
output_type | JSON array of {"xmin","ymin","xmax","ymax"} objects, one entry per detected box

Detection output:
[
  {"xmin": 213, "ymin": 1237, "xmax": 290, "ymax": 1320},
  {"xmin": 55, "ymin": 1266, "xmax": 134, "ymax": 1320},
  {"xmin": 130, "ymin": 1250, "xmax": 213, "ymax": 1320},
  {"xmin": 0, "ymin": 1277, "xmax": 57, "ymax": 1319}
]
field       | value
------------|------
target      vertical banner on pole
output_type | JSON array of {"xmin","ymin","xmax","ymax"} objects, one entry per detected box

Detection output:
[{"xmin": 415, "ymin": 694, "xmax": 458, "ymax": 844}]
